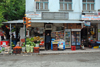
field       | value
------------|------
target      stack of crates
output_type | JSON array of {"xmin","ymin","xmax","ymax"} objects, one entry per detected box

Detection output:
[
  {"xmin": 4, "ymin": 46, "xmax": 11, "ymax": 54},
  {"xmin": 53, "ymin": 44, "xmax": 58, "ymax": 51},
  {"xmin": 13, "ymin": 46, "xmax": 22, "ymax": 54},
  {"xmin": 71, "ymin": 46, "xmax": 76, "ymax": 51},
  {"xmin": 34, "ymin": 47, "xmax": 39, "ymax": 53}
]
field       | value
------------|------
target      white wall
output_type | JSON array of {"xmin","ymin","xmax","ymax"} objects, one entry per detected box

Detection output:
[
  {"xmin": 49, "ymin": 0, "xmax": 59, "ymax": 12},
  {"xmin": 26, "ymin": 0, "xmax": 34, "ymax": 13},
  {"xmin": 73, "ymin": 0, "xmax": 82, "ymax": 12},
  {"xmin": 95, "ymin": 0, "xmax": 100, "ymax": 11},
  {"xmin": 69, "ymin": 12, "xmax": 81, "ymax": 20}
]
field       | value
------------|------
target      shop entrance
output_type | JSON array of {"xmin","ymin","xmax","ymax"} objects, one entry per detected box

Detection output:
[
  {"xmin": 45, "ymin": 30, "xmax": 51, "ymax": 50},
  {"xmin": 81, "ymin": 25, "xmax": 88, "ymax": 47}
]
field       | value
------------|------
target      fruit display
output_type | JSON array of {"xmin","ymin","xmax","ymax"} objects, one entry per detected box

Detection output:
[{"xmin": 33, "ymin": 36, "xmax": 44, "ymax": 41}]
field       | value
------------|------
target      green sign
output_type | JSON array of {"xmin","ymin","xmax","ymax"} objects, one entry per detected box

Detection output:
[{"xmin": 98, "ymin": 29, "xmax": 100, "ymax": 32}]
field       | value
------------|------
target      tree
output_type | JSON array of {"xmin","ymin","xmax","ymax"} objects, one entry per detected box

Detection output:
[{"xmin": 0, "ymin": 0, "xmax": 25, "ymax": 27}]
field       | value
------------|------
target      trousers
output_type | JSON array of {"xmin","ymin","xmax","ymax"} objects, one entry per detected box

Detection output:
[{"xmin": 46, "ymin": 43, "xmax": 50, "ymax": 50}]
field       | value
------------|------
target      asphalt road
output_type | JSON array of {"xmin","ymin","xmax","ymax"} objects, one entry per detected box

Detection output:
[{"xmin": 0, "ymin": 53, "xmax": 100, "ymax": 67}]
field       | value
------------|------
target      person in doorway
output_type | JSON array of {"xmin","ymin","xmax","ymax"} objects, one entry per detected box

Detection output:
[
  {"xmin": 45, "ymin": 33, "xmax": 51, "ymax": 50},
  {"xmin": 12, "ymin": 34, "xmax": 16, "ymax": 46}
]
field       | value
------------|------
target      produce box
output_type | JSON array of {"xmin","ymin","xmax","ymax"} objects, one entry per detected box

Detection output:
[
  {"xmin": 13, "ymin": 46, "xmax": 22, "ymax": 54},
  {"xmin": 34, "ymin": 47, "xmax": 39, "ymax": 53}
]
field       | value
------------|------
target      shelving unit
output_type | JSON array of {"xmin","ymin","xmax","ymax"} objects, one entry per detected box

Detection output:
[{"xmin": 64, "ymin": 29, "xmax": 71, "ymax": 48}]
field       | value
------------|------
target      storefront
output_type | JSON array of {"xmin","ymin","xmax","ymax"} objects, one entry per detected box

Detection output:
[
  {"xmin": 82, "ymin": 13, "xmax": 100, "ymax": 48},
  {"xmin": 25, "ymin": 20, "xmax": 83, "ymax": 50}
]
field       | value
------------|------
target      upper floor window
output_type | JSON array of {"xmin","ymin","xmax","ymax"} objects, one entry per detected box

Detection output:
[
  {"xmin": 83, "ymin": 0, "xmax": 95, "ymax": 10},
  {"xmin": 60, "ymin": 0, "xmax": 72, "ymax": 10},
  {"xmin": 36, "ymin": 0, "xmax": 48, "ymax": 10}
]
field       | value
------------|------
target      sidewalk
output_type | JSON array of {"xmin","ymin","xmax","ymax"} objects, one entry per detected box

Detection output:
[
  {"xmin": 0, "ymin": 48, "xmax": 100, "ymax": 55},
  {"xmin": 39, "ymin": 48, "xmax": 100, "ymax": 55}
]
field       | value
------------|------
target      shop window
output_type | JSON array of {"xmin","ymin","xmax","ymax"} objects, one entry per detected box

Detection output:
[
  {"xmin": 30, "ymin": 27, "xmax": 44, "ymax": 37},
  {"xmin": 60, "ymin": 0, "xmax": 72, "ymax": 10},
  {"xmin": 36, "ymin": 0, "xmax": 48, "ymax": 10},
  {"xmin": 83, "ymin": 0, "xmax": 95, "ymax": 11}
]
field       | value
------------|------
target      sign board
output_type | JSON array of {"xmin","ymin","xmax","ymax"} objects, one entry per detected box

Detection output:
[
  {"xmin": 82, "ymin": 15, "xmax": 100, "ymax": 20},
  {"xmin": 35, "ymin": 0, "xmax": 40, "ymax": 2},
  {"xmin": 98, "ymin": 29, "xmax": 100, "ymax": 32},
  {"xmin": 26, "ymin": 12, "xmax": 41, "ymax": 18},
  {"xmin": 84, "ymin": 21, "xmax": 91, "ymax": 26},
  {"xmin": 0, "ymin": 32, "xmax": 3, "ymax": 36}
]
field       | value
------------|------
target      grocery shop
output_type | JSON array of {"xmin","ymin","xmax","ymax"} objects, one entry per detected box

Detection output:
[{"xmin": 25, "ymin": 20, "xmax": 83, "ymax": 51}]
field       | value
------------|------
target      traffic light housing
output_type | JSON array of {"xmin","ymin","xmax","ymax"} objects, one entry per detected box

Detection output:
[
  {"xmin": 23, "ymin": 17, "xmax": 27, "ymax": 25},
  {"xmin": 26, "ymin": 17, "xmax": 31, "ymax": 28},
  {"xmin": 23, "ymin": 17, "xmax": 31, "ymax": 28}
]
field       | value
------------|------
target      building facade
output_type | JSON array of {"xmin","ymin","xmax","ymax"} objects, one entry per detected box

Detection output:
[{"xmin": 25, "ymin": 0, "xmax": 100, "ymax": 49}]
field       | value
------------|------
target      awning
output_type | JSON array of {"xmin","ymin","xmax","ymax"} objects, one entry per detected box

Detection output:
[
  {"xmin": 3, "ymin": 20, "xmax": 84, "ymax": 24},
  {"xmin": 3, "ymin": 20, "xmax": 23, "ymax": 23}
]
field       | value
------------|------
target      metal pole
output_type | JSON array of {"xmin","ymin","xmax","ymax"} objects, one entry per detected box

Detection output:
[
  {"xmin": 10, "ymin": 23, "xmax": 12, "ymax": 53},
  {"xmin": 25, "ymin": 25, "xmax": 26, "ymax": 46}
]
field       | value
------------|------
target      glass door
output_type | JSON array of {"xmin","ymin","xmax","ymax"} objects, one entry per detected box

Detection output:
[
  {"xmin": 76, "ymin": 31, "xmax": 81, "ymax": 45},
  {"xmin": 71, "ymin": 31, "xmax": 76, "ymax": 45},
  {"xmin": 65, "ymin": 31, "xmax": 71, "ymax": 48}
]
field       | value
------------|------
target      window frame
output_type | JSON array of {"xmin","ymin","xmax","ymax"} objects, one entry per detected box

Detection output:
[
  {"xmin": 36, "ymin": 0, "xmax": 49, "ymax": 10},
  {"xmin": 82, "ymin": 0, "xmax": 95, "ymax": 11},
  {"xmin": 59, "ymin": 0, "xmax": 72, "ymax": 11}
]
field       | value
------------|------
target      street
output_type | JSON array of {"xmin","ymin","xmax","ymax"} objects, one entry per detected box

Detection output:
[{"xmin": 0, "ymin": 53, "xmax": 100, "ymax": 67}]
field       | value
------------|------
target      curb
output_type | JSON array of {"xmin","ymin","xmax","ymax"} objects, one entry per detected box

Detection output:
[{"xmin": 0, "ymin": 50, "xmax": 100, "ymax": 55}]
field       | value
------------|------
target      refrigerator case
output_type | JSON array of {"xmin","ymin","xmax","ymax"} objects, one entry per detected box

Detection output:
[
  {"xmin": 64, "ymin": 29, "xmax": 71, "ymax": 48},
  {"xmin": 71, "ymin": 29, "xmax": 81, "ymax": 49}
]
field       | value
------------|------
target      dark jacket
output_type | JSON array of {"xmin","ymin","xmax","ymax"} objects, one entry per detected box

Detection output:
[{"xmin": 46, "ymin": 36, "xmax": 51, "ymax": 43}]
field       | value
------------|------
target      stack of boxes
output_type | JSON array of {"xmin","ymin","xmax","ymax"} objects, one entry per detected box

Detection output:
[
  {"xmin": 13, "ymin": 46, "xmax": 22, "ymax": 54},
  {"xmin": 64, "ymin": 23, "xmax": 81, "ymax": 29},
  {"xmin": 53, "ymin": 44, "xmax": 58, "ymax": 51},
  {"xmin": 4, "ymin": 46, "xmax": 11, "ymax": 54},
  {"xmin": 33, "ymin": 47, "xmax": 39, "ymax": 53}
]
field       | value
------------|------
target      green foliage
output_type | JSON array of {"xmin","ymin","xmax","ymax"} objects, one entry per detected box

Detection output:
[
  {"xmin": 0, "ymin": 0, "xmax": 25, "ymax": 27},
  {"xmin": 22, "ymin": 41, "xmax": 36, "ymax": 47}
]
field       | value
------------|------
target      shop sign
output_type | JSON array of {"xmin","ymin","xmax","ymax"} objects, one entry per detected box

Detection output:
[
  {"xmin": 82, "ymin": 15, "xmax": 100, "ymax": 20},
  {"xmin": 84, "ymin": 21, "xmax": 91, "ymax": 26},
  {"xmin": 0, "ymin": 32, "xmax": 3, "ymax": 36},
  {"xmin": 98, "ymin": 29, "xmax": 100, "ymax": 32},
  {"xmin": 26, "ymin": 12, "xmax": 41, "ymax": 18},
  {"xmin": 35, "ymin": 0, "xmax": 40, "ymax": 2}
]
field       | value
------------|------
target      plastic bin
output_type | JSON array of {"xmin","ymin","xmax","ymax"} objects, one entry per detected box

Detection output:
[{"xmin": 71, "ymin": 46, "xmax": 76, "ymax": 51}]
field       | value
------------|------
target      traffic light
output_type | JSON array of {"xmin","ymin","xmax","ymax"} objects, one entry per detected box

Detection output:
[
  {"xmin": 23, "ymin": 17, "xmax": 27, "ymax": 25},
  {"xmin": 26, "ymin": 17, "xmax": 31, "ymax": 28},
  {"xmin": 23, "ymin": 17, "xmax": 31, "ymax": 28}
]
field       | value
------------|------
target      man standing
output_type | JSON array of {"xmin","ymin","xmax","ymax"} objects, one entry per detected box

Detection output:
[{"xmin": 45, "ymin": 33, "xmax": 51, "ymax": 50}]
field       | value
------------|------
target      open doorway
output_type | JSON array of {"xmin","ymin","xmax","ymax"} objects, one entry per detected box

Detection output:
[{"xmin": 45, "ymin": 30, "xmax": 51, "ymax": 50}]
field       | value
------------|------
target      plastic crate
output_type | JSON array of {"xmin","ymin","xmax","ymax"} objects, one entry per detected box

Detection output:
[
  {"xmin": 71, "ymin": 46, "xmax": 76, "ymax": 51},
  {"xmin": 34, "ymin": 47, "xmax": 39, "ymax": 53}
]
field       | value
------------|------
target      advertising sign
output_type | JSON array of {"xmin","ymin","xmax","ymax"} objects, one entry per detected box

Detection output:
[
  {"xmin": 98, "ymin": 29, "xmax": 100, "ymax": 33},
  {"xmin": 82, "ymin": 15, "xmax": 100, "ymax": 20},
  {"xmin": 26, "ymin": 12, "xmax": 41, "ymax": 18},
  {"xmin": 35, "ymin": 0, "xmax": 40, "ymax": 1},
  {"xmin": 84, "ymin": 21, "xmax": 91, "ymax": 26}
]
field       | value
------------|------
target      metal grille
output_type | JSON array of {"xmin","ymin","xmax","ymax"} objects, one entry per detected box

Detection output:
[{"xmin": 42, "ymin": 12, "xmax": 69, "ymax": 20}]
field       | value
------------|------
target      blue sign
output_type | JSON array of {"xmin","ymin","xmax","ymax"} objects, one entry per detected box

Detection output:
[{"xmin": 84, "ymin": 21, "xmax": 91, "ymax": 26}]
